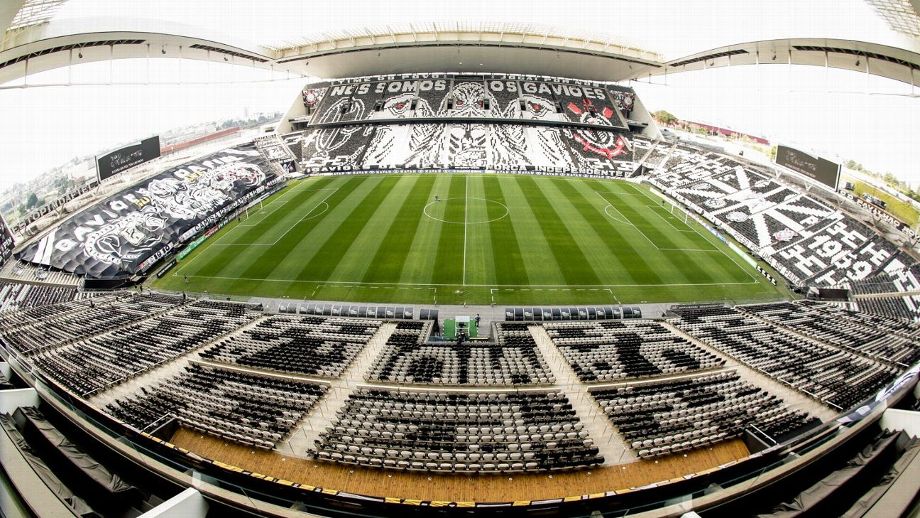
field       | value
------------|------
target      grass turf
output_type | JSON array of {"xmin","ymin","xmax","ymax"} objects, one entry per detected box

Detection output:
[{"xmin": 151, "ymin": 174, "xmax": 784, "ymax": 305}]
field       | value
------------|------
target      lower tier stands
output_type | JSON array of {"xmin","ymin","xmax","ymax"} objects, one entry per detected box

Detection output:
[
  {"xmin": 591, "ymin": 370, "xmax": 819, "ymax": 459},
  {"xmin": 856, "ymin": 296, "xmax": 920, "ymax": 323},
  {"xmin": 365, "ymin": 321, "xmax": 554, "ymax": 385},
  {"xmin": 740, "ymin": 300, "xmax": 920, "ymax": 367},
  {"xmin": 543, "ymin": 320, "xmax": 724, "ymax": 382},
  {"xmin": 32, "ymin": 300, "xmax": 261, "ymax": 397},
  {"xmin": 200, "ymin": 314, "xmax": 381, "ymax": 378},
  {"xmin": 107, "ymin": 363, "xmax": 327, "ymax": 449},
  {"xmin": 669, "ymin": 305, "xmax": 900, "ymax": 411},
  {"xmin": 0, "ymin": 293, "xmax": 185, "ymax": 355},
  {"xmin": 644, "ymin": 141, "xmax": 911, "ymax": 290},
  {"xmin": 313, "ymin": 389, "xmax": 603, "ymax": 473},
  {"xmin": 297, "ymin": 123, "xmax": 638, "ymax": 177}
]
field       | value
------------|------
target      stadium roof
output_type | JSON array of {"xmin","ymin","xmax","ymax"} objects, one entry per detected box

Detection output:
[{"xmin": 1, "ymin": 0, "xmax": 919, "ymax": 85}]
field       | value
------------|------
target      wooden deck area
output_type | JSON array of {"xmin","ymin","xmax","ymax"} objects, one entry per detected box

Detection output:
[{"xmin": 170, "ymin": 427, "xmax": 750, "ymax": 502}]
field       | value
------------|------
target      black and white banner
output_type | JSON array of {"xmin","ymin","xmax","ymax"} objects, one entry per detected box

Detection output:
[{"xmin": 17, "ymin": 143, "xmax": 276, "ymax": 279}]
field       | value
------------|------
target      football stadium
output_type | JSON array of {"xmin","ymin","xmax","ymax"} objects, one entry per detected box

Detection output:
[{"xmin": 0, "ymin": 1, "xmax": 919, "ymax": 517}]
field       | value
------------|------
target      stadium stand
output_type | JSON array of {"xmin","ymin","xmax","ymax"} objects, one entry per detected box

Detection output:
[
  {"xmin": 107, "ymin": 362, "xmax": 327, "ymax": 448},
  {"xmin": 312, "ymin": 388, "xmax": 603, "ymax": 472},
  {"xmin": 365, "ymin": 321, "xmax": 555, "ymax": 385},
  {"xmin": 543, "ymin": 320, "xmax": 725, "ymax": 382},
  {"xmin": 15, "ymin": 143, "xmax": 279, "ymax": 280},
  {"xmin": 739, "ymin": 300, "xmax": 920, "ymax": 367},
  {"xmin": 200, "ymin": 314, "xmax": 381, "ymax": 378},
  {"xmin": 0, "ymin": 280, "xmax": 77, "ymax": 312},
  {"xmin": 0, "ymin": 293, "xmax": 184, "ymax": 355},
  {"xmin": 856, "ymin": 295, "xmax": 920, "ymax": 321},
  {"xmin": 591, "ymin": 370, "xmax": 819, "ymax": 458},
  {"xmin": 669, "ymin": 304, "xmax": 900, "ymax": 410},
  {"xmin": 644, "ymin": 140, "xmax": 914, "ymax": 292},
  {"xmin": 31, "ymin": 299, "xmax": 260, "ymax": 397}
]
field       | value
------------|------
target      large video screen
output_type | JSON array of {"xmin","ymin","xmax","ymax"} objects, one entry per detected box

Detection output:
[
  {"xmin": 775, "ymin": 145, "xmax": 840, "ymax": 190},
  {"xmin": 96, "ymin": 136, "xmax": 161, "ymax": 181}
]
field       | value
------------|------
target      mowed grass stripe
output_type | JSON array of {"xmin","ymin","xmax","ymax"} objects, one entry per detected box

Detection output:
[
  {"xmin": 557, "ymin": 179, "xmax": 666, "ymax": 285},
  {"xmin": 594, "ymin": 182, "xmax": 699, "ymax": 284},
  {"xmin": 244, "ymin": 175, "xmax": 372, "ymax": 281},
  {"xmin": 398, "ymin": 175, "xmax": 452, "ymax": 284},
  {"xmin": 624, "ymin": 183, "xmax": 756, "ymax": 283},
  {"xmin": 361, "ymin": 175, "xmax": 436, "ymax": 283},
  {"xmin": 230, "ymin": 177, "xmax": 333, "ymax": 235},
  {"xmin": 430, "ymin": 175, "xmax": 466, "ymax": 285},
  {"xmin": 601, "ymin": 182, "xmax": 752, "ymax": 283},
  {"xmin": 481, "ymin": 175, "xmax": 528, "ymax": 287},
  {"xmin": 534, "ymin": 178, "xmax": 632, "ymax": 284},
  {"xmin": 617, "ymin": 185, "xmax": 715, "ymax": 251},
  {"xmin": 466, "ymin": 176, "xmax": 504, "ymax": 284},
  {"xmin": 288, "ymin": 176, "xmax": 401, "ymax": 282},
  {"xmin": 186, "ymin": 178, "xmax": 343, "ymax": 276},
  {"xmin": 496, "ymin": 175, "xmax": 568, "ymax": 285},
  {"xmin": 517, "ymin": 176, "xmax": 603, "ymax": 286},
  {"xmin": 327, "ymin": 175, "xmax": 420, "ymax": 282},
  {"xmin": 226, "ymin": 176, "xmax": 337, "ymax": 245}
]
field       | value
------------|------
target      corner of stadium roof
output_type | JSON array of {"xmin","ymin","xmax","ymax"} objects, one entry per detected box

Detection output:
[
  {"xmin": 632, "ymin": 37, "xmax": 920, "ymax": 86},
  {"xmin": 626, "ymin": 1, "xmax": 920, "ymax": 87}
]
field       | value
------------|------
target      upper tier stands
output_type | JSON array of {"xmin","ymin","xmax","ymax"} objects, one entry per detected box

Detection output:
[
  {"xmin": 304, "ymin": 74, "xmax": 631, "ymax": 128},
  {"xmin": 367, "ymin": 321, "xmax": 554, "ymax": 386},
  {"xmin": 107, "ymin": 362, "xmax": 326, "ymax": 449},
  {"xmin": 591, "ymin": 370, "xmax": 819, "ymax": 458},
  {"xmin": 15, "ymin": 143, "xmax": 279, "ymax": 281},
  {"xmin": 669, "ymin": 305, "xmax": 901, "ymax": 411},
  {"xmin": 543, "ymin": 320, "xmax": 724, "ymax": 382},
  {"xmin": 200, "ymin": 314, "xmax": 381, "ymax": 378},
  {"xmin": 312, "ymin": 388, "xmax": 603, "ymax": 473}
]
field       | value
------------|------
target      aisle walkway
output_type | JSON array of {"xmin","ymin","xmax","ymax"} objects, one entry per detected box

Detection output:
[
  {"xmin": 528, "ymin": 325, "xmax": 636, "ymax": 465},
  {"xmin": 277, "ymin": 323, "xmax": 396, "ymax": 458}
]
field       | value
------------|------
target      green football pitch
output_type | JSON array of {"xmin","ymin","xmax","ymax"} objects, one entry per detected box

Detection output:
[{"xmin": 151, "ymin": 174, "xmax": 784, "ymax": 305}]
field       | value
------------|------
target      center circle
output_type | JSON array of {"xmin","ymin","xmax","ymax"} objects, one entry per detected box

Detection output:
[{"xmin": 423, "ymin": 197, "xmax": 510, "ymax": 224}]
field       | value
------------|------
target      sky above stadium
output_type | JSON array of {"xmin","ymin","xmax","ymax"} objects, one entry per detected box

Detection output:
[{"xmin": 0, "ymin": 0, "xmax": 918, "ymax": 191}]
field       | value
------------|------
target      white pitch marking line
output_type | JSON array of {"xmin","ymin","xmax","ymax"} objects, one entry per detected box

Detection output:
[
  {"xmin": 593, "ymin": 191, "xmax": 661, "ymax": 250},
  {"xmin": 214, "ymin": 188, "xmax": 339, "ymax": 247},
  {"xmin": 182, "ymin": 274, "xmax": 761, "ymax": 288},
  {"xmin": 631, "ymin": 184, "xmax": 761, "ymax": 283}
]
